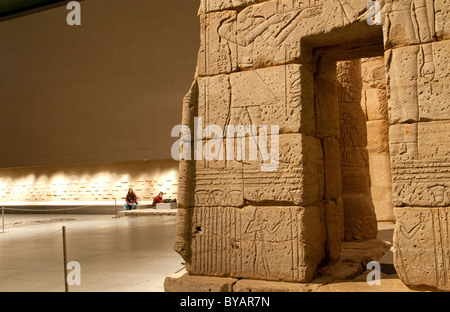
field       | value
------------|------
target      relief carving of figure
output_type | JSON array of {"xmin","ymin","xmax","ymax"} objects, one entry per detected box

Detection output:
[{"xmin": 245, "ymin": 209, "xmax": 283, "ymax": 278}]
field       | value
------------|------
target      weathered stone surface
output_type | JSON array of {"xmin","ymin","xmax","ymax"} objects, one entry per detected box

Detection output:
[
  {"xmin": 389, "ymin": 123, "xmax": 419, "ymax": 161},
  {"xmin": 316, "ymin": 271, "xmax": 419, "ymax": 292},
  {"xmin": 342, "ymin": 194, "xmax": 378, "ymax": 241},
  {"xmin": 384, "ymin": 0, "xmax": 436, "ymax": 49},
  {"xmin": 323, "ymin": 199, "xmax": 344, "ymax": 263},
  {"xmin": 167, "ymin": 238, "xmax": 392, "ymax": 292},
  {"xmin": 193, "ymin": 133, "xmax": 324, "ymax": 208},
  {"xmin": 384, "ymin": 0, "xmax": 450, "ymax": 45},
  {"xmin": 369, "ymin": 152, "xmax": 394, "ymax": 222},
  {"xmin": 323, "ymin": 137, "xmax": 342, "ymax": 199},
  {"xmin": 315, "ymin": 57, "xmax": 340, "ymax": 138},
  {"xmin": 394, "ymin": 207, "xmax": 450, "ymax": 291},
  {"xmin": 197, "ymin": 11, "xmax": 239, "ymax": 76},
  {"xmin": 386, "ymin": 41, "xmax": 450, "ymax": 124},
  {"xmin": 435, "ymin": 0, "xmax": 450, "ymax": 40},
  {"xmin": 164, "ymin": 269, "xmax": 238, "ymax": 292},
  {"xmin": 182, "ymin": 206, "xmax": 326, "ymax": 282},
  {"xmin": 196, "ymin": 64, "xmax": 315, "ymax": 136},
  {"xmin": 390, "ymin": 121, "xmax": 450, "ymax": 208},
  {"xmin": 199, "ymin": 0, "xmax": 264, "ymax": 14},
  {"xmin": 361, "ymin": 57, "xmax": 394, "ymax": 223},
  {"xmin": 170, "ymin": 0, "xmax": 450, "ymax": 292},
  {"xmin": 233, "ymin": 277, "xmax": 331, "ymax": 292},
  {"xmin": 363, "ymin": 88, "xmax": 388, "ymax": 121},
  {"xmin": 198, "ymin": 0, "xmax": 384, "ymax": 76},
  {"xmin": 366, "ymin": 120, "xmax": 389, "ymax": 154},
  {"xmin": 317, "ymin": 239, "xmax": 391, "ymax": 280}
]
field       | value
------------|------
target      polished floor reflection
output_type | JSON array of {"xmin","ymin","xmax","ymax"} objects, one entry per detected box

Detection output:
[{"xmin": 0, "ymin": 214, "xmax": 184, "ymax": 292}]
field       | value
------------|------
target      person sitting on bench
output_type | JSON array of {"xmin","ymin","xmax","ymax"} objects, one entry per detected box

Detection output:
[
  {"xmin": 152, "ymin": 192, "xmax": 163, "ymax": 209},
  {"xmin": 123, "ymin": 188, "xmax": 138, "ymax": 210}
]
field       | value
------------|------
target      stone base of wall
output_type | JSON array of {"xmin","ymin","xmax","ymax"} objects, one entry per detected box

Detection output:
[{"xmin": 165, "ymin": 239, "xmax": 391, "ymax": 292}]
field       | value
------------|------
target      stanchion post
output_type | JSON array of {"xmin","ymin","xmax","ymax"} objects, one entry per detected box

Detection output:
[
  {"xmin": 62, "ymin": 226, "xmax": 69, "ymax": 292},
  {"xmin": 1, "ymin": 207, "xmax": 4, "ymax": 233}
]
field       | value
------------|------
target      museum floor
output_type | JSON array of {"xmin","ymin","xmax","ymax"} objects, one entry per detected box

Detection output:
[{"xmin": 0, "ymin": 214, "xmax": 419, "ymax": 292}]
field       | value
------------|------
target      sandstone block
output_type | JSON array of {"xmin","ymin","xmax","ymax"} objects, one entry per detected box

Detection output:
[
  {"xmin": 198, "ymin": 0, "xmax": 380, "ymax": 74},
  {"xmin": 323, "ymin": 199, "xmax": 344, "ymax": 263},
  {"xmin": 389, "ymin": 123, "xmax": 419, "ymax": 161},
  {"xmin": 364, "ymin": 88, "xmax": 388, "ymax": 121},
  {"xmin": 164, "ymin": 269, "xmax": 238, "ymax": 292},
  {"xmin": 342, "ymin": 194, "xmax": 378, "ymax": 241},
  {"xmin": 184, "ymin": 205, "xmax": 326, "ymax": 283},
  {"xmin": 193, "ymin": 133, "xmax": 324, "ymax": 207},
  {"xmin": 435, "ymin": 0, "xmax": 450, "ymax": 40},
  {"xmin": 384, "ymin": 0, "xmax": 435, "ymax": 49},
  {"xmin": 197, "ymin": 11, "xmax": 239, "ymax": 76},
  {"xmin": 366, "ymin": 120, "xmax": 390, "ymax": 154},
  {"xmin": 196, "ymin": 64, "xmax": 315, "ymax": 135},
  {"xmin": 387, "ymin": 41, "xmax": 450, "ymax": 124},
  {"xmin": 390, "ymin": 121, "xmax": 449, "ymax": 208},
  {"xmin": 323, "ymin": 137, "xmax": 342, "ymax": 199},
  {"xmin": 394, "ymin": 207, "xmax": 450, "ymax": 291},
  {"xmin": 368, "ymin": 152, "xmax": 394, "ymax": 222},
  {"xmin": 199, "ymin": 0, "xmax": 263, "ymax": 14}
]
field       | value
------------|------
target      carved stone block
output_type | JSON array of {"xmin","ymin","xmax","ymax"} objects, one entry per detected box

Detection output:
[
  {"xmin": 196, "ymin": 64, "xmax": 315, "ymax": 135},
  {"xmin": 323, "ymin": 137, "xmax": 342, "ymax": 199},
  {"xmin": 387, "ymin": 41, "xmax": 450, "ymax": 124},
  {"xmin": 193, "ymin": 133, "xmax": 324, "ymax": 207},
  {"xmin": 324, "ymin": 199, "xmax": 344, "ymax": 263},
  {"xmin": 394, "ymin": 207, "xmax": 450, "ymax": 291},
  {"xmin": 384, "ymin": 0, "xmax": 436, "ymax": 49},
  {"xmin": 186, "ymin": 205, "xmax": 326, "ymax": 282},
  {"xmin": 435, "ymin": 0, "xmax": 450, "ymax": 40},
  {"xmin": 342, "ymin": 194, "xmax": 378, "ymax": 241},
  {"xmin": 199, "ymin": 0, "xmax": 263, "ymax": 14},
  {"xmin": 366, "ymin": 120, "xmax": 390, "ymax": 154},
  {"xmin": 197, "ymin": 11, "xmax": 239, "ymax": 76}
]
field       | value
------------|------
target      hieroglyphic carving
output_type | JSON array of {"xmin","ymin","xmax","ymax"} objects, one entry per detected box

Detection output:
[
  {"xmin": 391, "ymin": 120, "xmax": 450, "ymax": 208},
  {"xmin": 337, "ymin": 60, "xmax": 361, "ymax": 104},
  {"xmin": 386, "ymin": 40, "xmax": 450, "ymax": 124},
  {"xmin": 417, "ymin": 41, "xmax": 450, "ymax": 121},
  {"xmin": 188, "ymin": 205, "xmax": 325, "ymax": 282},
  {"xmin": 337, "ymin": 59, "xmax": 377, "ymax": 240},
  {"xmin": 435, "ymin": 0, "xmax": 450, "ymax": 39},
  {"xmin": 394, "ymin": 207, "xmax": 450, "ymax": 290},
  {"xmin": 194, "ymin": 133, "xmax": 324, "ymax": 207},
  {"xmin": 171, "ymin": 0, "xmax": 449, "ymax": 291},
  {"xmin": 198, "ymin": 0, "xmax": 373, "ymax": 75},
  {"xmin": 199, "ymin": 0, "xmax": 266, "ymax": 14},
  {"xmin": 391, "ymin": 159, "xmax": 450, "ymax": 207},
  {"xmin": 197, "ymin": 64, "xmax": 314, "ymax": 134},
  {"xmin": 197, "ymin": 11, "xmax": 239, "ymax": 76},
  {"xmin": 384, "ymin": 0, "xmax": 435, "ymax": 48}
]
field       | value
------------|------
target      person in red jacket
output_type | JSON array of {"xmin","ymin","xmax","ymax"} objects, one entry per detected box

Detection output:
[
  {"xmin": 123, "ymin": 188, "xmax": 138, "ymax": 210},
  {"xmin": 152, "ymin": 192, "xmax": 164, "ymax": 209}
]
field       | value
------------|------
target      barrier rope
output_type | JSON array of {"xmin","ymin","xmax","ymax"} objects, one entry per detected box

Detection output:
[
  {"xmin": 0, "ymin": 228, "xmax": 62, "ymax": 254},
  {"xmin": 2, "ymin": 205, "xmax": 94, "ymax": 212}
]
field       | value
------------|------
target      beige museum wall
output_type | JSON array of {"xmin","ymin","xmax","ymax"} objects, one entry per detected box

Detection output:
[
  {"xmin": 0, "ymin": 159, "xmax": 179, "ymax": 207},
  {"xmin": 0, "ymin": 0, "xmax": 199, "ymax": 168}
]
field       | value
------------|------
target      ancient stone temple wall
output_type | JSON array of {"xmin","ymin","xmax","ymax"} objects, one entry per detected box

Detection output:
[
  {"xmin": 361, "ymin": 57, "xmax": 394, "ymax": 222},
  {"xmin": 337, "ymin": 59, "xmax": 378, "ymax": 241},
  {"xmin": 169, "ymin": 0, "xmax": 450, "ymax": 291},
  {"xmin": 385, "ymin": 0, "xmax": 450, "ymax": 291}
]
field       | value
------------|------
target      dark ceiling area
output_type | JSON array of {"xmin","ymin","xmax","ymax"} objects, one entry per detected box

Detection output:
[{"xmin": 0, "ymin": 0, "xmax": 67, "ymax": 20}]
